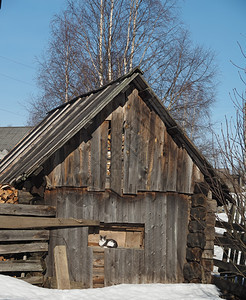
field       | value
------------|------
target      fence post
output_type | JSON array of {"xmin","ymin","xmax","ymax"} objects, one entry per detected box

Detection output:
[{"xmin": 54, "ymin": 245, "xmax": 70, "ymax": 289}]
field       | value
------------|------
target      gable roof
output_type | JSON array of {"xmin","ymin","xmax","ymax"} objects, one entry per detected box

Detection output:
[
  {"xmin": 0, "ymin": 68, "xmax": 230, "ymax": 200},
  {"xmin": 0, "ymin": 127, "xmax": 32, "ymax": 159}
]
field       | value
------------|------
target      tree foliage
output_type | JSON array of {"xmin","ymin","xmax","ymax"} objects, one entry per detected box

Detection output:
[{"xmin": 28, "ymin": 0, "xmax": 217, "ymax": 155}]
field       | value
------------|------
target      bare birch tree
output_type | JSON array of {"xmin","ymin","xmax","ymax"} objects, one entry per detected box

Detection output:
[
  {"xmin": 28, "ymin": 0, "xmax": 217, "ymax": 153},
  {"xmin": 209, "ymin": 42, "xmax": 246, "ymax": 296}
]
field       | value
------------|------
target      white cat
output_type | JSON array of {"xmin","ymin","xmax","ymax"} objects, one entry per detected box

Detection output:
[{"xmin": 99, "ymin": 235, "xmax": 118, "ymax": 248}]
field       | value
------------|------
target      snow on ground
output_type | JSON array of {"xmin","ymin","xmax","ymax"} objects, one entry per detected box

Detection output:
[{"xmin": 0, "ymin": 275, "xmax": 223, "ymax": 300}]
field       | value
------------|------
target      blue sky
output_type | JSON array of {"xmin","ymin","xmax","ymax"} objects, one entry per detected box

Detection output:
[{"xmin": 0, "ymin": 0, "xmax": 245, "ymax": 130}]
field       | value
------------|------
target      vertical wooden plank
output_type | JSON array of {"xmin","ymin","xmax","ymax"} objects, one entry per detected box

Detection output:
[
  {"xmin": 146, "ymin": 113, "xmax": 156, "ymax": 191},
  {"xmin": 177, "ymin": 195, "xmax": 189, "ymax": 282},
  {"xmin": 166, "ymin": 135, "xmax": 178, "ymax": 191},
  {"xmin": 89, "ymin": 121, "xmax": 109, "ymax": 191},
  {"xmin": 176, "ymin": 148, "xmax": 193, "ymax": 194},
  {"xmin": 160, "ymin": 194, "xmax": 167, "ymax": 282},
  {"xmin": 54, "ymin": 245, "xmax": 71, "ymax": 289},
  {"xmin": 144, "ymin": 193, "xmax": 155, "ymax": 282},
  {"xmin": 79, "ymin": 129, "xmax": 91, "ymax": 187},
  {"xmin": 123, "ymin": 89, "xmax": 140, "ymax": 194},
  {"xmin": 166, "ymin": 194, "xmax": 174, "ymax": 282},
  {"xmin": 150, "ymin": 115, "xmax": 166, "ymax": 192},
  {"xmin": 137, "ymin": 100, "xmax": 151, "ymax": 191},
  {"xmin": 153, "ymin": 194, "xmax": 165, "ymax": 282},
  {"xmin": 110, "ymin": 106, "xmax": 124, "ymax": 195}
]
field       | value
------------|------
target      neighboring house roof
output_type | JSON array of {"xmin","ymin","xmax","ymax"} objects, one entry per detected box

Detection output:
[
  {"xmin": 0, "ymin": 127, "xmax": 32, "ymax": 160},
  {"xmin": 0, "ymin": 68, "xmax": 230, "ymax": 201}
]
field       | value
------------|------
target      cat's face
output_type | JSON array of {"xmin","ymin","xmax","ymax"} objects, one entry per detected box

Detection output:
[{"xmin": 100, "ymin": 235, "xmax": 106, "ymax": 240}]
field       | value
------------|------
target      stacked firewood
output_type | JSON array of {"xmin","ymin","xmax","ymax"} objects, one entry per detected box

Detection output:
[{"xmin": 0, "ymin": 184, "xmax": 18, "ymax": 204}]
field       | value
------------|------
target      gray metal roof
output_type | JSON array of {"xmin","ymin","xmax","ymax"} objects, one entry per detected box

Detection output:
[
  {"xmin": 0, "ymin": 127, "xmax": 32, "ymax": 152},
  {"xmin": 0, "ymin": 68, "xmax": 230, "ymax": 199}
]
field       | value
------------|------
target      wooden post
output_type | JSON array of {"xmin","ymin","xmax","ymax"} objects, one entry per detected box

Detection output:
[{"xmin": 54, "ymin": 245, "xmax": 70, "ymax": 289}]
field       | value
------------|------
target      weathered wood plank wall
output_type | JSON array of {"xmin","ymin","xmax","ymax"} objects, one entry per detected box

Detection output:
[
  {"xmin": 45, "ymin": 189, "xmax": 189, "ymax": 286},
  {"xmin": 42, "ymin": 87, "xmax": 204, "ymax": 287},
  {"xmin": 44, "ymin": 89, "xmax": 202, "ymax": 195}
]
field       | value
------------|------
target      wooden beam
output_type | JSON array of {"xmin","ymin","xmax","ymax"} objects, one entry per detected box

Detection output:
[
  {"xmin": 54, "ymin": 245, "xmax": 70, "ymax": 289},
  {"xmin": 0, "ymin": 229, "xmax": 49, "ymax": 241},
  {"xmin": 0, "ymin": 260, "xmax": 43, "ymax": 272},
  {"xmin": 0, "ymin": 203, "xmax": 56, "ymax": 217},
  {"xmin": 213, "ymin": 259, "xmax": 246, "ymax": 275},
  {"xmin": 0, "ymin": 216, "xmax": 100, "ymax": 229},
  {"xmin": 215, "ymin": 220, "xmax": 245, "ymax": 232},
  {"xmin": 0, "ymin": 242, "xmax": 48, "ymax": 254}
]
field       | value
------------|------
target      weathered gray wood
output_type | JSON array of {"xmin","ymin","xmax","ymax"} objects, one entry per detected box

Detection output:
[
  {"xmin": 215, "ymin": 220, "xmax": 245, "ymax": 232},
  {"xmin": 89, "ymin": 120, "xmax": 108, "ymax": 191},
  {"xmin": 0, "ymin": 203, "xmax": 56, "ymax": 217},
  {"xmin": 0, "ymin": 260, "xmax": 43, "ymax": 272},
  {"xmin": 0, "ymin": 229, "xmax": 49, "ymax": 241},
  {"xmin": 110, "ymin": 105, "xmax": 124, "ymax": 195},
  {"xmin": 137, "ymin": 99, "xmax": 151, "ymax": 191},
  {"xmin": 79, "ymin": 130, "xmax": 91, "ymax": 187},
  {"xmin": 54, "ymin": 245, "xmax": 71, "ymax": 289},
  {"xmin": 166, "ymin": 134, "xmax": 178, "ymax": 191},
  {"xmin": 177, "ymin": 194, "xmax": 189, "ymax": 282},
  {"xmin": 214, "ymin": 235, "xmax": 246, "ymax": 253},
  {"xmin": 0, "ymin": 215, "xmax": 100, "ymax": 229},
  {"xmin": 150, "ymin": 114, "xmax": 165, "ymax": 192},
  {"xmin": 0, "ymin": 242, "xmax": 48, "ymax": 254},
  {"xmin": 123, "ymin": 90, "xmax": 138, "ymax": 194},
  {"xmin": 213, "ymin": 259, "xmax": 246, "ymax": 275}
]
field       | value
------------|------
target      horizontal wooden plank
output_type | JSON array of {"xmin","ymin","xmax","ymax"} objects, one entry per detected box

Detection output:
[
  {"xmin": 93, "ymin": 276, "xmax": 104, "ymax": 285},
  {"xmin": 215, "ymin": 221, "xmax": 245, "ymax": 232},
  {"xmin": 214, "ymin": 235, "xmax": 246, "ymax": 253},
  {"xmin": 0, "ymin": 260, "xmax": 43, "ymax": 272},
  {"xmin": 0, "ymin": 230, "xmax": 49, "ymax": 241},
  {"xmin": 0, "ymin": 203, "xmax": 56, "ymax": 217},
  {"xmin": 213, "ymin": 259, "xmax": 246, "ymax": 276},
  {"xmin": 0, "ymin": 216, "xmax": 100, "ymax": 229},
  {"xmin": 212, "ymin": 275, "xmax": 246, "ymax": 299},
  {"xmin": 93, "ymin": 267, "xmax": 104, "ymax": 276},
  {"xmin": 0, "ymin": 242, "xmax": 48, "ymax": 254}
]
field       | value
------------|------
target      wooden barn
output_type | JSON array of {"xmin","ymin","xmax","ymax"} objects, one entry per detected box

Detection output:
[{"xmin": 0, "ymin": 68, "xmax": 229, "ymax": 288}]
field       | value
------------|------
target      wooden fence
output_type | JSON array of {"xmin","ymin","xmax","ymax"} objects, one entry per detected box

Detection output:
[
  {"xmin": 213, "ymin": 205, "xmax": 246, "ymax": 298},
  {"xmin": 0, "ymin": 203, "xmax": 55, "ymax": 285}
]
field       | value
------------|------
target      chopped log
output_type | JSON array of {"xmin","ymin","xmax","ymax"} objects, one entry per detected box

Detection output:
[
  {"xmin": 0, "ymin": 203, "xmax": 56, "ymax": 217},
  {"xmin": 0, "ymin": 184, "xmax": 18, "ymax": 204},
  {"xmin": 0, "ymin": 260, "xmax": 43, "ymax": 272},
  {"xmin": 0, "ymin": 216, "xmax": 100, "ymax": 229},
  {"xmin": 54, "ymin": 245, "xmax": 70, "ymax": 289},
  {"xmin": 0, "ymin": 230, "xmax": 49, "ymax": 241},
  {"xmin": 0, "ymin": 242, "xmax": 48, "ymax": 254}
]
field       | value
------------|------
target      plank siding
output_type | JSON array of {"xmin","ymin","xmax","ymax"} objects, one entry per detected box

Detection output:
[
  {"xmin": 46, "ymin": 189, "xmax": 190, "ymax": 286},
  {"xmin": 89, "ymin": 120, "xmax": 108, "ymax": 191},
  {"xmin": 41, "ymin": 88, "xmax": 206, "ymax": 287},
  {"xmin": 110, "ymin": 106, "xmax": 124, "ymax": 195},
  {"xmin": 123, "ymin": 89, "xmax": 140, "ymax": 194},
  {"xmin": 44, "ymin": 88, "xmax": 203, "ymax": 195}
]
